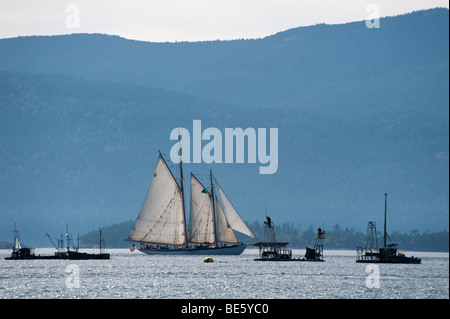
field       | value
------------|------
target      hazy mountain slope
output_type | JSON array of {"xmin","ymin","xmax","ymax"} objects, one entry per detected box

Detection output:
[
  {"xmin": 0, "ymin": 70, "xmax": 447, "ymax": 245},
  {"xmin": 0, "ymin": 9, "xmax": 447, "ymax": 110},
  {"xmin": 0, "ymin": 9, "xmax": 448, "ymax": 245}
]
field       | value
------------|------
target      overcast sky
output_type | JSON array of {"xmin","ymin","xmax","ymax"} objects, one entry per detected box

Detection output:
[{"xmin": 0, "ymin": 0, "xmax": 448, "ymax": 42}]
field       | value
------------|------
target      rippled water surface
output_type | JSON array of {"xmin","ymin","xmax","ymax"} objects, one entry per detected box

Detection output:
[{"xmin": 1, "ymin": 249, "xmax": 448, "ymax": 299}]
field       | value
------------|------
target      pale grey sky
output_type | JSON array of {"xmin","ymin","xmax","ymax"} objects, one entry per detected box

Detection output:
[{"xmin": 0, "ymin": 0, "xmax": 448, "ymax": 42}]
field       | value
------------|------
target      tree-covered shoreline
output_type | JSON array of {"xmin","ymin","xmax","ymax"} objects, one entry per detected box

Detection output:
[{"xmin": 76, "ymin": 219, "xmax": 449, "ymax": 252}]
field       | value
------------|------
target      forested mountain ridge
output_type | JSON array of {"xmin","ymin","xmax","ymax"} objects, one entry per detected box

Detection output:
[{"xmin": 0, "ymin": 8, "xmax": 448, "ymax": 110}]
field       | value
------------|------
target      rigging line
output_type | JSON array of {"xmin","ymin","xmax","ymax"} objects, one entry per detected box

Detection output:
[
  {"xmin": 388, "ymin": 193, "xmax": 402, "ymax": 233},
  {"xmin": 37, "ymin": 233, "xmax": 47, "ymax": 249},
  {"xmin": 191, "ymin": 169, "xmax": 208, "ymax": 176},
  {"xmin": 160, "ymin": 151, "xmax": 170, "ymax": 160},
  {"xmin": 87, "ymin": 246, "xmax": 99, "ymax": 253}
]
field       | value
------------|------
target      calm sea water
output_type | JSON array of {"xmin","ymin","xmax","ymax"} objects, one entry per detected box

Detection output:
[{"xmin": 0, "ymin": 248, "xmax": 448, "ymax": 299}]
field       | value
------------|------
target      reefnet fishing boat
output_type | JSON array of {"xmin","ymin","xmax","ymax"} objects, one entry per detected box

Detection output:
[
  {"xmin": 127, "ymin": 151, "xmax": 255, "ymax": 255},
  {"xmin": 5, "ymin": 225, "xmax": 110, "ymax": 260},
  {"xmin": 356, "ymin": 193, "xmax": 421, "ymax": 264},
  {"xmin": 252, "ymin": 216, "xmax": 325, "ymax": 262}
]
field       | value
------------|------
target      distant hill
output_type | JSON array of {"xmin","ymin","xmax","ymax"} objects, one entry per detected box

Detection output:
[
  {"xmin": 0, "ymin": 241, "xmax": 13, "ymax": 249},
  {"xmin": 79, "ymin": 220, "xmax": 134, "ymax": 248},
  {"xmin": 0, "ymin": 9, "xmax": 448, "ymax": 245}
]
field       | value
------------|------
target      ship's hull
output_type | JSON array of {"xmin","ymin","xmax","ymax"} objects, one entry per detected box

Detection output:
[
  {"xmin": 254, "ymin": 258, "xmax": 324, "ymax": 262},
  {"xmin": 67, "ymin": 251, "xmax": 110, "ymax": 260},
  {"xmin": 138, "ymin": 244, "xmax": 247, "ymax": 255},
  {"xmin": 356, "ymin": 248, "xmax": 421, "ymax": 264},
  {"xmin": 4, "ymin": 248, "xmax": 69, "ymax": 260},
  {"xmin": 5, "ymin": 251, "xmax": 111, "ymax": 260},
  {"xmin": 356, "ymin": 257, "xmax": 421, "ymax": 264},
  {"xmin": 5, "ymin": 254, "xmax": 67, "ymax": 260}
]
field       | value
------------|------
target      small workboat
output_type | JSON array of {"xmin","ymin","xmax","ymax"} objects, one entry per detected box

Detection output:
[
  {"xmin": 253, "ymin": 216, "xmax": 325, "ymax": 262},
  {"xmin": 356, "ymin": 193, "xmax": 421, "ymax": 264},
  {"xmin": 5, "ymin": 225, "xmax": 110, "ymax": 260}
]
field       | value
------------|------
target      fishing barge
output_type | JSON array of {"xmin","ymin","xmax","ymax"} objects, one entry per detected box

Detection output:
[
  {"xmin": 356, "ymin": 193, "xmax": 421, "ymax": 264},
  {"xmin": 4, "ymin": 225, "xmax": 110, "ymax": 260},
  {"xmin": 253, "ymin": 216, "xmax": 325, "ymax": 262}
]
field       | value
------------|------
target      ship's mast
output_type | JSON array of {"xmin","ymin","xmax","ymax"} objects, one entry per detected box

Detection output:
[
  {"xmin": 384, "ymin": 193, "xmax": 387, "ymax": 248},
  {"xmin": 210, "ymin": 169, "xmax": 218, "ymax": 246},
  {"xmin": 13, "ymin": 222, "xmax": 18, "ymax": 253},
  {"xmin": 66, "ymin": 224, "xmax": 71, "ymax": 252},
  {"xmin": 178, "ymin": 136, "xmax": 189, "ymax": 247},
  {"xmin": 99, "ymin": 230, "xmax": 104, "ymax": 253}
]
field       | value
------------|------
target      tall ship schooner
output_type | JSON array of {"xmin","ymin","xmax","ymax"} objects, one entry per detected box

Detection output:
[{"xmin": 127, "ymin": 151, "xmax": 255, "ymax": 255}]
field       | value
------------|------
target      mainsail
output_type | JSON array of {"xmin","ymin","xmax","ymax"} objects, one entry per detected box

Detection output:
[
  {"xmin": 215, "ymin": 178, "xmax": 256, "ymax": 239},
  {"xmin": 189, "ymin": 172, "xmax": 254, "ymax": 243},
  {"xmin": 127, "ymin": 154, "xmax": 187, "ymax": 245},
  {"xmin": 189, "ymin": 173, "xmax": 215, "ymax": 244}
]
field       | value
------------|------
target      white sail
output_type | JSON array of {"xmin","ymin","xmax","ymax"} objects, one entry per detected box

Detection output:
[
  {"xmin": 216, "ymin": 197, "xmax": 238, "ymax": 243},
  {"xmin": 14, "ymin": 237, "xmax": 21, "ymax": 250},
  {"xmin": 188, "ymin": 173, "xmax": 215, "ymax": 244},
  {"xmin": 127, "ymin": 154, "xmax": 186, "ymax": 245},
  {"xmin": 215, "ymin": 178, "xmax": 256, "ymax": 239}
]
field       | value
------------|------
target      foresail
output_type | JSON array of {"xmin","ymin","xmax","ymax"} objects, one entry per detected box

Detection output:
[
  {"xmin": 188, "ymin": 173, "xmax": 215, "ymax": 244},
  {"xmin": 216, "ymin": 197, "xmax": 238, "ymax": 243},
  {"xmin": 214, "ymin": 178, "xmax": 256, "ymax": 239},
  {"xmin": 127, "ymin": 155, "xmax": 186, "ymax": 245}
]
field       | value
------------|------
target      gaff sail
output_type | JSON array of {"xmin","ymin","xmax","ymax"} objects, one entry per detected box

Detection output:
[
  {"xmin": 127, "ymin": 154, "xmax": 186, "ymax": 245},
  {"xmin": 188, "ymin": 173, "xmax": 215, "ymax": 244}
]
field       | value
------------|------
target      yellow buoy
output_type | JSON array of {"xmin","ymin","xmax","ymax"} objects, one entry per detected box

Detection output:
[{"xmin": 203, "ymin": 257, "xmax": 214, "ymax": 263}]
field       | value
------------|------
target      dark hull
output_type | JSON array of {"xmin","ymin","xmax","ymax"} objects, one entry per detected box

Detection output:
[
  {"xmin": 6, "ymin": 253, "xmax": 110, "ymax": 260},
  {"xmin": 4, "ymin": 247, "xmax": 69, "ymax": 260},
  {"xmin": 254, "ymin": 258, "xmax": 324, "ymax": 262},
  {"xmin": 357, "ymin": 247, "xmax": 421, "ymax": 264},
  {"xmin": 5, "ymin": 248, "xmax": 110, "ymax": 260},
  {"xmin": 356, "ymin": 257, "xmax": 421, "ymax": 264},
  {"xmin": 5, "ymin": 255, "xmax": 68, "ymax": 260},
  {"xmin": 67, "ymin": 251, "xmax": 110, "ymax": 260},
  {"xmin": 138, "ymin": 244, "xmax": 246, "ymax": 255}
]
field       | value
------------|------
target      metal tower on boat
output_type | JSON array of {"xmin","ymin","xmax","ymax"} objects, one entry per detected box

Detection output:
[{"xmin": 356, "ymin": 193, "xmax": 421, "ymax": 264}]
